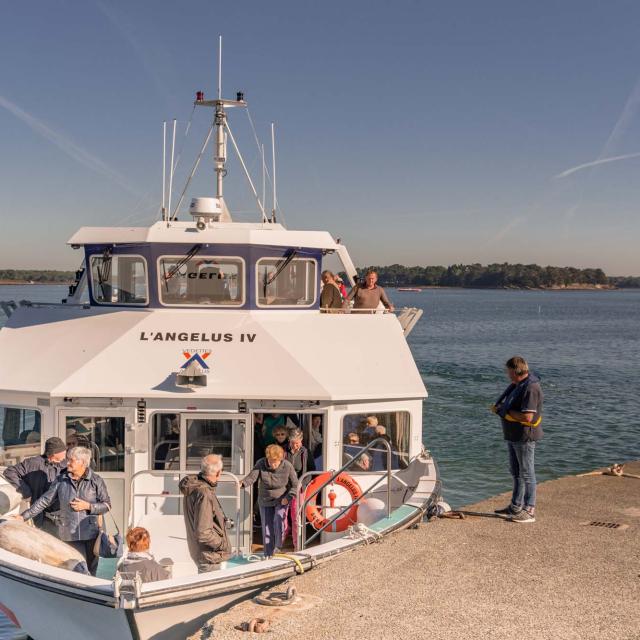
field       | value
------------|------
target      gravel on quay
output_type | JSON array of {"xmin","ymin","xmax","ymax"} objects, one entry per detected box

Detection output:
[{"xmin": 204, "ymin": 461, "xmax": 640, "ymax": 640}]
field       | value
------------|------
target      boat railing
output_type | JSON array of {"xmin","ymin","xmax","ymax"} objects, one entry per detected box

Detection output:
[
  {"xmin": 128, "ymin": 469, "xmax": 242, "ymax": 553},
  {"xmin": 296, "ymin": 437, "xmax": 394, "ymax": 550},
  {"xmin": 319, "ymin": 306, "xmax": 423, "ymax": 335}
]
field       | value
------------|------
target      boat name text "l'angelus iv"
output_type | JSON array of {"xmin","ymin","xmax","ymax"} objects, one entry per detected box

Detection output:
[{"xmin": 139, "ymin": 331, "xmax": 257, "ymax": 343}]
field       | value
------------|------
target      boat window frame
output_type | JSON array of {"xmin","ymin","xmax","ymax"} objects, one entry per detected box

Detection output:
[
  {"xmin": 340, "ymin": 410, "xmax": 412, "ymax": 471},
  {"xmin": 255, "ymin": 256, "xmax": 318, "ymax": 308},
  {"xmin": 0, "ymin": 404, "xmax": 43, "ymax": 466},
  {"xmin": 89, "ymin": 252, "xmax": 149, "ymax": 306},
  {"xmin": 147, "ymin": 410, "xmax": 251, "ymax": 475},
  {"xmin": 156, "ymin": 254, "xmax": 247, "ymax": 308}
]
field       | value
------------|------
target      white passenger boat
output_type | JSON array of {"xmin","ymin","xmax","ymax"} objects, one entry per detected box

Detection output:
[{"xmin": 0, "ymin": 54, "xmax": 440, "ymax": 640}]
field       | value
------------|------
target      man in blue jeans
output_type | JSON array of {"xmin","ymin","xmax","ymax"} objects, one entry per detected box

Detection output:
[{"xmin": 491, "ymin": 356, "xmax": 543, "ymax": 523}]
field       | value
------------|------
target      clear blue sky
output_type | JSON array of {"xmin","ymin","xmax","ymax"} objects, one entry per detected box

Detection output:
[{"xmin": 1, "ymin": 1, "xmax": 639, "ymax": 275}]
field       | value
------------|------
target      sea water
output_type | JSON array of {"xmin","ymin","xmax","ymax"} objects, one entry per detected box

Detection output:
[
  {"xmin": 401, "ymin": 287, "xmax": 640, "ymax": 507},
  {"xmin": 1, "ymin": 285, "xmax": 638, "ymax": 508}
]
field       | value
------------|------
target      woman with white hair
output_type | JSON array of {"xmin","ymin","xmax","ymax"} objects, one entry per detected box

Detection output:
[{"xmin": 14, "ymin": 446, "xmax": 111, "ymax": 575}]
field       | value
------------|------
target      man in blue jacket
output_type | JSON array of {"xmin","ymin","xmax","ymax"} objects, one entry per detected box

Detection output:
[
  {"xmin": 14, "ymin": 446, "xmax": 111, "ymax": 574},
  {"xmin": 491, "ymin": 356, "xmax": 543, "ymax": 523}
]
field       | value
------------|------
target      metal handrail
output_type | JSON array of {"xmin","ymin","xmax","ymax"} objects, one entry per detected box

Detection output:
[
  {"xmin": 128, "ymin": 469, "xmax": 242, "ymax": 553},
  {"xmin": 319, "ymin": 306, "xmax": 395, "ymax": 314},
  {"xmin": 297, "ymin": 437, "xmax": 393, "ymax": 550}
]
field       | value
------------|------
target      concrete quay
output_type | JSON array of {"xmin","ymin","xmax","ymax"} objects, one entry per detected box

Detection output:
[{"xmin": 206, "ymin": 461, "xmax": 640, "ymax": 640}]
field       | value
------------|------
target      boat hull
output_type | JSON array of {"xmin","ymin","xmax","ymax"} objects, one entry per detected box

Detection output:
[{"xmin": 0, "ymin": 455, "xmax": 439, "ymax": 639}]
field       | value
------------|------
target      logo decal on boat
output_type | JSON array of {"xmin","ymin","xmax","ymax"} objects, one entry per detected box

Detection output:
[{"xmin": 181, "ymin": 350, "xmax": 211, "ymax": 370}]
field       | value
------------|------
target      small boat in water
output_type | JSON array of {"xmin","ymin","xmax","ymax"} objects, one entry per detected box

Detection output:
[
  {"xmin": 0, "ymin": 47, "xmax": 440, "ymax": 640},
  {"xmin": 397, "ymin": 287, "xmax": 423, "ymax": 292}
]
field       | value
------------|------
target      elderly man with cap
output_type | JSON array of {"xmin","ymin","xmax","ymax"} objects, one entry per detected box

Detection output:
[{"xmin": 3, "ymin": 436, "xmax": 67, "ymax": 535}]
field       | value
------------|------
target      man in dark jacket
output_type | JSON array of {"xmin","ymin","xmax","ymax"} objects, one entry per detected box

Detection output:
[
  {"xmin": 491, "ymin": 356, "xmax": 543, "ymax": 524},
  {"xmin": 14, "ymin": 446, "xmax": 111, "ymax": 574},
  {"xmin": 179, "ymin": 454, "xmax": 231, "ymax": 573},
  {"xmin": 3, "ymin": 436, "xmax": 67, "ymax": 534}
]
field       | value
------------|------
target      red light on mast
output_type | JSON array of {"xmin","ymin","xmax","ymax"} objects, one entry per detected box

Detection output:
[{"xmin": 196, "ymin": 91, "xmax": 204, "ymax": 102}]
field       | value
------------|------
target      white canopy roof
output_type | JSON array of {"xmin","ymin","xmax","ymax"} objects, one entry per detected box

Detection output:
[
  {"xmin": 0, "ymin": 306, "xmax": 427, "ymax": 402},
  {"xmin": 67, "ymin": 221, "xmax": 339, "ymax": 250}
]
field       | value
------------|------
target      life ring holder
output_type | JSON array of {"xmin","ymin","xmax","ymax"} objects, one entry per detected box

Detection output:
[{"xmin": 304, "ymin": 472, "xmax": 363, "ymax": 532}]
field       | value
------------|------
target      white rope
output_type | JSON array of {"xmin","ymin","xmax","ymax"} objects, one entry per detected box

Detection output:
[
  {"xmin": 348, "ymin": 522, "xmax": 383, "ymax": 544},
  {"xmin": 170, "ymin": 123, "xmax": 214, "ymax": 220}
]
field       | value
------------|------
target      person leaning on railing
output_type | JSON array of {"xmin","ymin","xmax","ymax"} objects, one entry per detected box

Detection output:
[
  {"xmin": 319, "ymin": 270, "xmax": 343, "ymax": 312},
  {"xmin": 346, "ymin": 269, "xmax": 395, "ymax": 313}
]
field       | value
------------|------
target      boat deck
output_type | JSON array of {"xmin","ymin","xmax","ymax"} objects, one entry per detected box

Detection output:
[{"xmin": 204, "ymin": 461, "xmax": 640, "ymax": 640}]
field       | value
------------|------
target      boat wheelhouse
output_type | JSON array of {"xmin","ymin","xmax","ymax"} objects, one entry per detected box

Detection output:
[{"xmin": 0, "ymin": 50, "xmax": 439, "ymax": 640}]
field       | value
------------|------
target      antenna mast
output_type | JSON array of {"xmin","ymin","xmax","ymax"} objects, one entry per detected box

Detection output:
[
  {"xmin": 161, "ymin": 121, "xmax": 167, "ymax": 220},
  {"xmin": 168, "ymin": 119, "xmax": 176, "ymax": 220},
  {"xmin": 271, "ymin": 122, "xmax": 277, "ymax": 223}
]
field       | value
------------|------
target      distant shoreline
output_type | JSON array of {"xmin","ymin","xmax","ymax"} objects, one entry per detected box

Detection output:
[
  {"xmin": 0, "ymin": 280, "xmax": 72, "ymax": 286},
  {"xmin": 395, "ymin": 284, "xmax": 623, "ymax": 291},
  {"xmin": 0, "ymin": 280, "xmax": 634, "ymax": 291}
]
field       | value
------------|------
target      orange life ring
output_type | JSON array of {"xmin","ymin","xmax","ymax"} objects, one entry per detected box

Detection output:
[{"xmin": 304, "ymin": 472, "xmax": 363, "ymax": 532}]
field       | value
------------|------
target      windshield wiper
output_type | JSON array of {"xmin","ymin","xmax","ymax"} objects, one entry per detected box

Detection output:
[
  {"xmin": 163, "ymin": 244, "xmax": 202, "ymax": 290},
  {"xmin": 263, "ymin": 249, "xmax": 299, "ymax": 297},
  {"xmin": 96, "ymin": 248, "xmax": 112, "ymax": 299}
]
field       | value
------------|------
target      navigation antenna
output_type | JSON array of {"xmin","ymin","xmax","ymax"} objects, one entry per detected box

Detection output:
[{"xmin": 185, "ymin": 35, "xmax": 268, "ymax": 224}]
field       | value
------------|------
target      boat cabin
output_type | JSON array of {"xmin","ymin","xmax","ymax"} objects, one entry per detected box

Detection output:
[{"xmin": 0, "ymin": 218, "xmax": 426, "ymax": 573}]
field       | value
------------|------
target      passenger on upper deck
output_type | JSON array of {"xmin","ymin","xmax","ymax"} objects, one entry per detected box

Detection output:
[
  {"xmin": 334, "ymin": 275, "xmax": 348, "ymax": 300},
  {"xmin": 119, "ymin": 527, "xmax": 171, "ymax": 583},
  {"xmin": 320, "ymin": 271, "xmax": 343, "ymax": 312},
  {"xmin": 346, "ymin": 269, "xmax": 395, "ymax": 313},
  {"xmin": 179, "ymin": 454, "xmax": 232, "ymax": 573},
  {"xmin": 2, "ymin": 437, "xmax": 67, "ymax": 535}
]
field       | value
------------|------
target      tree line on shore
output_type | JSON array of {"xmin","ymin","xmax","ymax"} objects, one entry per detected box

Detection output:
[
  {"xmin": 0, "ymin": 269, "xmax": 75, "ymax": 283},
  {"xmin": 1, "ymin": 264, "xmax": 638, "ymax": 289},
  {"xmin": 356, "ymin": 263, "xmax": 640, "ymax": 289}
]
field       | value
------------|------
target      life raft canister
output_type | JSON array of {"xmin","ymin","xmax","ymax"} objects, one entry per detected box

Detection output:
[{"xmin": 304, "ymin": 472, "xmax": 363, "ymax": 532}]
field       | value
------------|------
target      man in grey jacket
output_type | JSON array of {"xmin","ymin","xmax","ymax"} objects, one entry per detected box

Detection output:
[
  {"xmin": 3, "ymin": 436, "xmax": 67, "ymax": 534},
  {"xmin": 14, "ymin": 446, "xmax": 111, "ymax": 574},
  {"xmin": 179, "ymin": 454, "xmax": 231, "ymax": 573}
]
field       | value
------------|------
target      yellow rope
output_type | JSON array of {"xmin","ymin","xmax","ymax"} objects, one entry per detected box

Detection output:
[{"xmin": 273, "ymin": 553, "xmax": 305, "ymax": 574}]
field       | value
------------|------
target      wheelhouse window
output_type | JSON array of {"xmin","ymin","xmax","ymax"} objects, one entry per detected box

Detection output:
[
  {"xmin": 65, "ymin": 416, "xmax": 125, "ymax": 472},
  {"xmin": 90, "ymin": 254, "xmax": 148, "ymax": 305},
  {"xmin": 256, "ymin": 257, "xmax": 317, "ymax": 307},
  {"xmin": 0, "ymin": 407, "xmax": 41, "ymax": 466},
  {"xmin": 159, "ymin": 256, "xmax": 244, "ymax": 306},
  {"xmin": 341, "ymin": 411, "xmax": 410, "ymax": 471}
]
